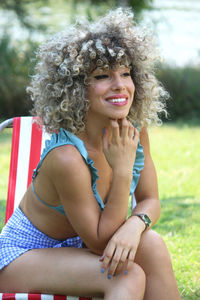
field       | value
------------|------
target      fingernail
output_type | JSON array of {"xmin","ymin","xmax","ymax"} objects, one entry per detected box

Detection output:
[
  {"xmin": 107, "ymin": 274, "xmax": 112, "ymax": 279},
  {"xmin": 113, "ymin": 272, "xmax": 117, "ymax": 277},
  {"xmin": 103, "ymin": 128, "xmax": 106, "ymax": 134},
  {"xmin": 99, "ymin": 256, "xmax": 104, "ymax": 261},
  {"xmin": 124, "ymin": 270, "xmax": 128, "ymax": 275},
  {"xmin": 101, "ymin": 268, "xmax": 105, "ymax": 273}
]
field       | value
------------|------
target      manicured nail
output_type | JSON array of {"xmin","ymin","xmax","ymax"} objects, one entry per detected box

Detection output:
[
  {"xmin": 103, "ymin": 128, "xmax": 106, "ymax": 134},
  {"xmin": 124, "ymin": 270, "xmax": 128, "ymax": 275},
  {"xmin": 113, "ymin": 272, "xmax": 117, "ymax": 277},
  {"xmin": 101, "ymin": 268, "xmax": 105, "ymax": 273},
  {"xmin": 107, "ymin": 274, "xmax": 112, "ymax": 279}
]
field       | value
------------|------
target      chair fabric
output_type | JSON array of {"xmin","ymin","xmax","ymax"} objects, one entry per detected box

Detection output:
[
  {"xmin": 1, "ymin": 116, "xmax": 102, "ymax": 300},
  {"xmin": 0, "ymin": 294, "xmax": 100, "ymax": 300}
]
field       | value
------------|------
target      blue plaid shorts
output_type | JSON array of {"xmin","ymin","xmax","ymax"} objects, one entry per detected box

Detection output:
[{"xmin": 0, "ymin": 207, "xmax": 83, "ymax": 270}]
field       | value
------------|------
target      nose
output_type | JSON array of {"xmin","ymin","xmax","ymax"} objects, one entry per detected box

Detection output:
[{"xmin": 111, "ymin": 73, "xmax": 125, "ymax": 91}]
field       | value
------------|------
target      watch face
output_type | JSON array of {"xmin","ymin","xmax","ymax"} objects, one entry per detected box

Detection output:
[
  {"xmin": 143, "ymin": 214, "xmax": 151, "ymax": 225},
  {"xmin": 134, "ymin": 214, "xmax": 151, "ymax": 229}
]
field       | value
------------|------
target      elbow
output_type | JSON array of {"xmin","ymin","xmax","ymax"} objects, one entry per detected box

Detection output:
[
  {"xmin": 89, "ymin": 247, "xmax": 104, "ymax": 256},
  {"xmin": 83, "ymin": 239, "xmax": 108, "ymax": 256}
]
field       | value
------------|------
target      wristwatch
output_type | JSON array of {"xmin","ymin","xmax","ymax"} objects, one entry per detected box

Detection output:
[{"xmin": 134, "ymin": 214, "xmax": 151, "ymax": 230}]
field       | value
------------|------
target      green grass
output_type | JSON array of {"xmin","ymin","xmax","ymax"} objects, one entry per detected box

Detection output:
[
  {"xmin": 0, "ymin": 124, "xmax": 200, "ymax": 299},
  {"xmin": 149, "ymin": 124, "xmax": 200, "ymax": 299},
  {"xmin": 0, "ymin": 128, "xmax": 11, "ymax": 225}
]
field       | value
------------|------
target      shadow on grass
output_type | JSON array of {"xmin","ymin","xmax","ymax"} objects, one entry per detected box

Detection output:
[
  {"xmin": 181, "ymin": 288, "xmax": 200, "ymax": 300},
  {"xmin": 153, "ymin": 195, "xmax": 200, "ymax": 234}
]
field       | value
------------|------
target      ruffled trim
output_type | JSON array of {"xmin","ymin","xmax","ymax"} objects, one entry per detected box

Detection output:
[
  {"xmin": 130, "ymin": 140, "xmax": 145, "ymax": 195},
  {"xmin": 32, "ymin": 128, "xmax": 105, "ymax": 210},
  {"xmin": 32, "ymin": 128, "xmax": 144, "ymax": 210}
]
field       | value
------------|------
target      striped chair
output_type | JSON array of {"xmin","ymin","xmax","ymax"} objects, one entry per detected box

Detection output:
[{"xmin": 0, "ymin": 116, "xmax": 102, "ymax": 300}]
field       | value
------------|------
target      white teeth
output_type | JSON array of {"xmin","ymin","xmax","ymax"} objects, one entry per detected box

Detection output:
[{"xmin": 107, "ymin": 98, "xmax": 127, "ymax": 103}]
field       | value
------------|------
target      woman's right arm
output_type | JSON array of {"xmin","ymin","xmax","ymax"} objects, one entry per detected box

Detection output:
[{"xmin": 52, "ymin": 119, "xmax": 138, "ymax": 254}]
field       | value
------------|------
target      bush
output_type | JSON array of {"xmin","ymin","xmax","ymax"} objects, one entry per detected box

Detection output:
[
  {"xmin": 0, "ymin": 34, "xmax": 37, "ymax": 119},
  {"xmin": 157, "ymin": 64, "xmax": 200, "ymax": 122}
]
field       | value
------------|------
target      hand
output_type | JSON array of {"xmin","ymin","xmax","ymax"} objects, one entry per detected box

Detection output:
[
  {"xmin": 100, "ymin": 216, "xmax": 145, "ymax": 278},
  {"xmin": 102, "ymin": 118, "xmax": 139, "ymax": 176}
]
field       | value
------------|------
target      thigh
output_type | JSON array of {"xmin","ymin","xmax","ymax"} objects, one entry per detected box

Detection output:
[
  {"xmin": 0, "ymin": 247, "xmax": 104, "ymax": 296},
  {"xmin": 0, "ymin": 247, "xmax": 146, "ymax": 298}
]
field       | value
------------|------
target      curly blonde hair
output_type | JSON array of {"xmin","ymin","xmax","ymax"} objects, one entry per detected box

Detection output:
[{"xmin": 27, "ymin": 7, "xmax": 168, "ymax": 134}]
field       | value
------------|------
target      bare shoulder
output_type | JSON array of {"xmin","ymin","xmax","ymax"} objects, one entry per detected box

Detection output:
[{"xmin": 45, "ymin": 144, "xmax": 89, "ymax": 179}]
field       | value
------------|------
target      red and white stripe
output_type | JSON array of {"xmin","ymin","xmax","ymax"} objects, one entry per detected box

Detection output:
[
  {"xmin": 0, "ymin": 294, "xmax": 101, "ymax": 300},
  {"xmin": 3, "ymin": 117, "xmax": 102, "ymax": 300},
  {"xmin": 5, "ymin": 117, "xmax": 51, "ymax": 223}
]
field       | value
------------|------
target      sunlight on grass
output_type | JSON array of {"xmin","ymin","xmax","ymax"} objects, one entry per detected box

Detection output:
[
  {"xmin": 149, "ymin": 124, "xmax": 200, "ymax": 299},
  {"xmin": 0, "ymin": 124, "xmax": 200, "ymax": 298}
]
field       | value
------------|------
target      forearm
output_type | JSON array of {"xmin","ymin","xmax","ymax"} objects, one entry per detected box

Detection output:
[
  {"xmin": 97, "ymin": 172, "xmax": 132, "ymax": 244},
  {"xmin": 132, "ymin": 197, "xmax": 161, "ymax": 227}
]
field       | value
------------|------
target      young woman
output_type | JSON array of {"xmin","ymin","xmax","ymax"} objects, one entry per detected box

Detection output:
[{"xmin": 0, "ymin": 8, "xmax": 181, "ymax": 300}]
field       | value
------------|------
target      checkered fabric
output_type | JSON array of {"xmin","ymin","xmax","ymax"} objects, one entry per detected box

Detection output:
[{"xmin": 0, "ymin": 207, "xmax": 82, "ymax": 270}]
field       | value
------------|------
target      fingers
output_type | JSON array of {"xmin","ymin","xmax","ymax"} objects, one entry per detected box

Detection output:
[
  {"xmin": 109, "ymin": 247, "xmax": 130, "ymax": 276},
  {"xmin": 100, "ymin": 241, "xmax": 116, "ymax": 276},
  {"xmin": 126, "ymin": 249, "xmax": 135, "ymax": 272},
  {"xmin": 101, "ymin": 242, "xmax": 136, "ymax": 278},
  {"xmin": 110, "ymin": 119, "xmax": 120, "ymax": 144},
  {"xmin": 128, "ymin": 122, "xmax": 135, "ymax": 139},
  {"xmin": 108, "ymin": 118, "xmax": 137, "ymax": 142},
  {"xmin": 121, "ymin": 118, "xmax": 129, "ymax": 142}
]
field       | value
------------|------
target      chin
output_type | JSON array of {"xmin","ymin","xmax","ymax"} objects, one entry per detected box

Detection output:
[{"xmin": 108, "ymin": 111, "xmax": 129, "ymax": 120}]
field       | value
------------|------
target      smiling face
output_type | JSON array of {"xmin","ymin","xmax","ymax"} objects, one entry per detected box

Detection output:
[{"xmin": 86, "ymin": 65, "xmax": 135, "ymax": 122}]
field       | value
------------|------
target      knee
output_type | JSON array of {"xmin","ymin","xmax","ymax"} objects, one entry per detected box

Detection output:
[
  {"xmin": 125, "ymin": 263, "xmax": 146, "ymax": 295},
  {"xmin": 136, "ymin": 230, "xmax": 173, "ymax": 271}
]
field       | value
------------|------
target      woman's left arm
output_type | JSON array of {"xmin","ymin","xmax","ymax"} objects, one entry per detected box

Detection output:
[
  {"xmin": 132, "ymin": 126, "xmax": 161, "ymax": 225},
  {"xmin": 100, "ymin": 127, "xmax": 161, "ymax": 276}
]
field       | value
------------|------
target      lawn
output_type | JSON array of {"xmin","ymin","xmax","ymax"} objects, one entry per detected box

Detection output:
[{"xmin": 0, "ymin": 123, "xmax": 200, "ymax": 299}]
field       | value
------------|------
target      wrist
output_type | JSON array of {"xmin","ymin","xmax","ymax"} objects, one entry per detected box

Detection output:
[
  {"xmin": 112, "ymin": 168, "xmax": 133, "ymax": 181},
  {"xmin": 127, "ymin": 215, "xmax": 146, "ymax": 234},
  {"xmin": 131, "ymin": 213, "xmax": 152, "ymax": 231}
]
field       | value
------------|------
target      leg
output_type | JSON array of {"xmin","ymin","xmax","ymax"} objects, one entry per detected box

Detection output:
[
  {"xmin": 135, "ymin": 230, "xmax": 181, "ymax": 300},
  {"xmin": 0, "ymin": 247, "xmax": 145, "ymax": 300}
]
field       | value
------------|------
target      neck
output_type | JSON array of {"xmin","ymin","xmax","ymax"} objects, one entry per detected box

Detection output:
[{"xmin": 78, "ymin": 113, "xmax": 109, "ymax": 151}]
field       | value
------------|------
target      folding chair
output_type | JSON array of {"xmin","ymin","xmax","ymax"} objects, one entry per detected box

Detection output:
[{"xmin": 0, "ymin": 116, "xmax": 102, "ymax": 300}]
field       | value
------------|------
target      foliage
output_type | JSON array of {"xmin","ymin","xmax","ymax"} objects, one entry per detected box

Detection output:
[
  {"xmin": 0, "ymin": 1, "xmax": 199, "ymax": 121},
  {"xmin": 0, "ymin": 0, "xmax": 153, "ymax": 31},
  {"xmin": 0, "ymin": 34, "xmax": 37, "ymax": 118},
  {"xmin": 157, "ymin": 64, "xmax": 200, "ymax": 122},
  {"xmin": 73, "ymin": 0, "xmax": 153, "ymax": 20},
  {"xmin": 0, "ymin": 0, "xmax": 49, "ymax": 31}
]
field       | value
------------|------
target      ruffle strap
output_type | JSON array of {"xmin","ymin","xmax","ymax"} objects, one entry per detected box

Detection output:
[{"xmin": 32, "ymin": 128, "xmax": 144, "ymax": 210}]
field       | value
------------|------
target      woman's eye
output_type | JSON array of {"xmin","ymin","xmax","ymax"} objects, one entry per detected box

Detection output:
[
  {"xmin": 94, "ymin": 74, "xmax": 109, "ymax": 80},
  {"xmin": 123, "ymin": 72, "xmax": 131, "ymax": 77}
]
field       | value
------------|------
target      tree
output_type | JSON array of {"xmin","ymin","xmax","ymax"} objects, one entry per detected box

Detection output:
[
  {"xmin": 0, "ymin": 0, "xmax": 153, "ymax": 31},
  {"xmin": 0, "ymin": 0, "xmax": 49, "ymax": 31}
]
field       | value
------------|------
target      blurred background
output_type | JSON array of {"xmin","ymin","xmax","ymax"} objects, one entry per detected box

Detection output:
[{"xmin": 0, "ymin": 0, "xmax": 200, "ymax": 122}]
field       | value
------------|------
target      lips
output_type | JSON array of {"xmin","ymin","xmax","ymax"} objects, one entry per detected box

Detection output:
[{"xmin": 105, "ymin": 94, "xmax": 128, "ymax": 106}]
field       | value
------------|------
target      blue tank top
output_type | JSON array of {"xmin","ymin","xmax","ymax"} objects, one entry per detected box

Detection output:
[{"xmin": 32, "ymin": 128, "xmax": 145, "ymax": 215}]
